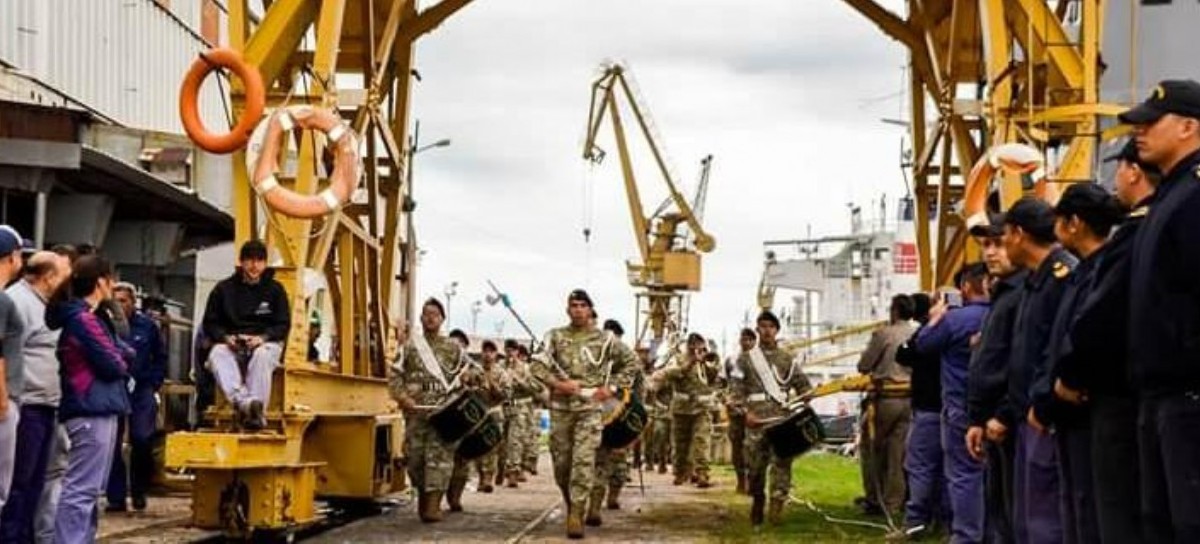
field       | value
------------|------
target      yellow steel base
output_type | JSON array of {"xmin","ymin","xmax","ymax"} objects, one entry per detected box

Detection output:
[{"xmin": 190, "ymin": 464, "xmax": 320, "ymax": 535}]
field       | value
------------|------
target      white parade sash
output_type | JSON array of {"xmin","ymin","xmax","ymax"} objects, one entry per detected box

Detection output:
[
  {"xmin": 412, "ymin": 333, "xmax": 450, "ymax": 390},
  {"xmin": 749, "ymin": 347, "xmax": 787, "ymax": 406}
]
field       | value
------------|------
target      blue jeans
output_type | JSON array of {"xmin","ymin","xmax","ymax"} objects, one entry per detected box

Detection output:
[
  {"xmin": 904, "ymin": 409, "xmax": 946, "ymax": 527},
  {"xmin": 0, "ymin": 404, "xmax": 56, "ymax": 542},
  {"xmin": 54, "ymin": 416, "xmax": 118, "ymax": 544}
]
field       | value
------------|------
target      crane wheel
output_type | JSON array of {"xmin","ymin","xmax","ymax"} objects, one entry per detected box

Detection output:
[
  {"xmin": 247, "ymin": 105, "xmax": 361, "ymax": 218},
  {"xmin": 180, "ymin": 48, "xmax": 266, "ymax": 154}
]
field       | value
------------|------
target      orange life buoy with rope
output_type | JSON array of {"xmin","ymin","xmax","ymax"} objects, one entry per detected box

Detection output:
[
  {"xmin": 179, "ymin": 48, "xmax": 266, "ymax": 154},
  {"xmin": 247, "ymin": 106, "xmax": 361, "ymax": 218},
  {"xmin": 963, "ymin": 142, "xmax": 1055, "ymax": 231}
]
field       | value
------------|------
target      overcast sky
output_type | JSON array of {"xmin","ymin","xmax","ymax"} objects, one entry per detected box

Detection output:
[{"xmin": 407, "ymin": 0, "xmax": 909, "ymax": 350}]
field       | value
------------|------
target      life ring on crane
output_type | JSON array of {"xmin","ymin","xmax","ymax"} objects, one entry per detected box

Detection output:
[
  {"xmin": 247, "ymin": 106, "xmax": 361, "ymax": 218},
  {"xmin": 179, "ymin": 48, "xmax": 266, "ymax": 154},
  {"xmin": 963, "ymin": 142, "xmax": 1055, "ymax": 231}
]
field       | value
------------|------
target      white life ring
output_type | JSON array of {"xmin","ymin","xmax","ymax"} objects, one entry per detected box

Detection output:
[
  {"xmin": 963, "ymin": 142, "xmax": 1054, "ymax": 231},
  {"xmin": 246, "ymin": 105, "xmax": 361, "ymax": 218}
]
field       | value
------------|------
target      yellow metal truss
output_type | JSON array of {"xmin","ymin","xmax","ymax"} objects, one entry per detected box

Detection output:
[
  {"xmin": 842, "ymin": 0, "xmax": 1120, "ymax": 288},
  {"xmin": 165, "ymin": 0, "xmax": 472, "ymax": 535}
]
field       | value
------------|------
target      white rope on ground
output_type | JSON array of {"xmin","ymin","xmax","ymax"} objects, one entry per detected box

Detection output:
[
  {"xmin": 504, "ymin": 499, "xmax": 562, "ymax": 544},
  {"xmin": 788, "ymin": 494, "xmax": 892, "ymax": 532}
]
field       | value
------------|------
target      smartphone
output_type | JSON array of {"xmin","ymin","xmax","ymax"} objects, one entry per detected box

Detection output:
[{"xmin": 939, "ymin": 289, "xmax": 963, "ymax": 308}]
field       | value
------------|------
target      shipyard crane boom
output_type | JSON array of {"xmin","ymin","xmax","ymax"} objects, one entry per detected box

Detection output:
[{"xmin": 582, "ymin": 63, "xmax": 715, "ymax": 343}]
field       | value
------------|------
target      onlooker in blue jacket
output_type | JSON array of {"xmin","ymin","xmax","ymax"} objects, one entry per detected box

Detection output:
[
  {"xmin": 105, "ymin": 282, "xmax": 165, "ymax": 513},
  {"xmin": 49, "ymin": 255, "xmax": 131, "ymax": 544}
]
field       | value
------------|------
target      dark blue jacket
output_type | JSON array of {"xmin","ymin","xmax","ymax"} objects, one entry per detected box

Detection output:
[
  {"xmin": 1129, "ymin": 149, "xmax": 1200, "ymax": 397},
  {"xmin": 126, "ymin": 311, "xmax": 166, "ymax": 391},
  {"xmin": 967, "ymin": 270, "xmax": 1028, "ymax": 427},
  {"xmin": 916, "ymin": 300, "xmax": 990, "ymax": 412},
  {"xmin": 48, "ymin": 299, "xmax": 132, "ymax": 420},
  {"xmin": 1033, "ymin": 249, "xmax": 1102, "ymax": 427},
  {"xmin": 998, "ymin": 247, "xmax": 1076, "ymax": 429},
  {"xmin": 1061, "ymin": 201, "xmax": 1149, "ymax": 398}
]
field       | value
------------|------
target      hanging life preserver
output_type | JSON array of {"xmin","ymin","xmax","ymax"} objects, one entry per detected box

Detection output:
[
  {"xmin": 179, "ymin": 48, "xmax": 266, "ymax": 154},
  {"xmin": 963, "ymin": 142, "xmax": 1053, "ymax": 232},
  {"xmin": 247, "ymin": 105, "xmax": 361, "ymax": 219}
]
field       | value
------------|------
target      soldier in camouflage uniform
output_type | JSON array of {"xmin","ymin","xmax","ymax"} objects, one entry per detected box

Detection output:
[
  {"xmin": 517, "ymin": 345, "xmax": 543, "ymax": 475},
  {"xmin": 733, "ymin": 310, "xmax": 813, "ymax": 526},
  {"xmin": 529, "ymin": 290, "xmax": 638, "ymax": 539},
  {"xmin": 455, "ymin": 340, "xmax": 510, "ymax": 498},
  {"xmin": 723, "ymin": 328, "xmax": 757, "ymax": 494},
  {"xmin": 592, "ymin": 320, "xmax": 636, "ymax": 511},
  {"xmin": 652, "ymin": 333, "xmax": 721, "ymax": 488},
  {"xmin": 503, "ymin": 340, "xmax": 541, "ymax": 487},
  {"xmin": 643, "ymin": 348, "xmax": 673, "ymax": 474},
  {"xmin": 388, "ymin": 299, "xmax": 469, "ymax": 523}
]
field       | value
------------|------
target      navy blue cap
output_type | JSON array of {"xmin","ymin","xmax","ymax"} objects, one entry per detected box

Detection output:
[
  {"xmin": 1119, "ymin": 80, "xmax": 1200, "ymax": 124},
  {"xmin": 1001, "ymin": 197, "xmax": 1056, "ymax": 243},
  {"xmin": 1104, "ymin": 139, "xmax": 1160, "ymax": 174},
  {"xmin": 0, "ymin": 225, "xmax": 33, "ymax": 256},
  {"xmin": 968, "ymin": 212, "xmax": 1005, "ymax": 238}
]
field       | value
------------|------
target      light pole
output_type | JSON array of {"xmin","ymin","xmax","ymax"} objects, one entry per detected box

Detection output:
[
  {"xmin": 471, "ymin": 300, "xmax": 483, "ymax": 335},
  {"xmin": 444, "ymin": 281, "xmax": 459, "ymax": 324},
  {"xmin": 404, "ymin": 119, "xmax": 452, "ymax": 214}
]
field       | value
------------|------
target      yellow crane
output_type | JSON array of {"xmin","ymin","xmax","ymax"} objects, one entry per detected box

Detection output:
[
  {"xmin": 165, "ymin": 0, "xmax": 473, "ymax": 537},
  {"xmin": 581, "ymin": 63, "xmax": 715, "ymax": 345}
]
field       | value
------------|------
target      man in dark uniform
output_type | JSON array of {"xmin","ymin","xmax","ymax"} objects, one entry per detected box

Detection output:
[
  {"xmin": 1120, "ymin": 79, "xmax": 1200, "ymax": 542},
  {"xmin": 998, "ymin": 197, "xmax": 1076, "ymax": 543},
  {"xmin": 1055, "ymin": 139, "xmax": 1158, "ymax": 543},
  {"xmin": 1035, "ymin": 184, "xmax": 1123, "ymax": 544},
  {"xmin": 895, "ymin": 293, "xmax": 947, "ymax": 537},
  {"xmin": 965, "ymin": 212, "xmax": 1027, "ymax": 544}
]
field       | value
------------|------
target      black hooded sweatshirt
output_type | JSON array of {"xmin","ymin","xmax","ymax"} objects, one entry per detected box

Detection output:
[{"xmin": 202, "ymin": 268, "xmax": 290, "ymax": 343}]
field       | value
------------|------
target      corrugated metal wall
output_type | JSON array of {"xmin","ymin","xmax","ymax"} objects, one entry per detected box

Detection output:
[{"xmin": 0, "ymin": 0, "xmax": 226, "ymax": 135}]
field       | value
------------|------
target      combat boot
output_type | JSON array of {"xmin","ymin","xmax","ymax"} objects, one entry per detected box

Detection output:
[
  {"xmin": 605, "ymin": 485, "xmax": 622, "ymax": 510},
  {"xmin": 517, "ymin": 472, "xmax": 528, "ymax": 483},
  {"xmin": 418, "ymin": 492, "xmax": 444, "ymax": 523},
  {"xmin": 657, "ymin": 463, "xmax": 667, "ymax": 474},
  {"xmin": 446, "ymin": 479, "xmax": 466, "ymax": 512},
  {"xmin": 750, "ymin": 494, "xmax": 765, "ymax": 526},
  {"xmin": 566, "ymin": 505, "xmax": 585, "ymax": 539},
  {"xmin": 506, "ymin": 471, "xmax": 520, "ymax": 488},
  {"xmin": 735, "ymin": 472, "xmax": 747, "ymax": 494},
  {"xmin": 672, "ymin": 473, "xmax": 687, "ymax": 486},
  {"xmin": 695, "ymin": 472, "xmax": 713, "ymax": 489},
  {"xmin": 585, "ymin": 491, "xmax": 604, "ymax": 526},
  {"xmin": 767, "ymin": 499, "xmax": 785, "ymax": 525},
  {"xmin": 480, "ymin": 473, "xmax": 495, "ymax": 493}
]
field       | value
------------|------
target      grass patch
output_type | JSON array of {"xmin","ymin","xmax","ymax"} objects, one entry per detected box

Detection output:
[{"xmin": 708, "ymin": 452, "xmax": 890, "ymax": 543}]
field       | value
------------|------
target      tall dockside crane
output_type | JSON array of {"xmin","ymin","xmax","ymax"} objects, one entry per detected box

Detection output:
[{"xmin": 582, "ymin": 63, "xmax": 715, "ymax": 346}]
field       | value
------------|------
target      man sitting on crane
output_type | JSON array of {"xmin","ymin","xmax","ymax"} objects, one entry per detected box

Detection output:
[{"xmin": 201, "ymin": 240, "xmax": 291, "ymax": 431}]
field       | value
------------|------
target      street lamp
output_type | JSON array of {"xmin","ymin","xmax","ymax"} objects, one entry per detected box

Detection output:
[
  {"xmin": 444, "ymin": 281, "xmax": 459, "ymax": 323},
  {"xmin": 404, "ymin": 119, "xmax": 452, "ymax": 213},
  {"xmin": 471, "ymin": 300, "xmax": 483, "ymax": 334}
]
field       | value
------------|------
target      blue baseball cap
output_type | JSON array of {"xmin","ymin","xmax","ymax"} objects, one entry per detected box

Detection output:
[{"xmin": 0, "ymin": 225, "xmax": 33, "ymax": 256}]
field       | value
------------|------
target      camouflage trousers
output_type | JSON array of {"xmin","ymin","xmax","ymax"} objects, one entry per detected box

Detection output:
[
  {"xmin": 405, "ymin": 416, "xmax": 455, "ymax": 493},
  {"xmin": 504, "ymin": 401, "xmax": 535, "ymax": 474},
  {"xmin": 593, "ymin": 446, "xmax": 630, "ymax": 495},
  {"xmin": 645, "ymin": 415, "xmax": 672, "ymax": 467},
  {"xmin": 549, "ymin": 408, "xmax": 603, "ymax": 510},
  {"xmin": 744, "ymin": 427, "xmax": 794, "ymax": 501},
  {"xmin": 672, "ymin": 412, "xmax": 712, "ymax": 478}
]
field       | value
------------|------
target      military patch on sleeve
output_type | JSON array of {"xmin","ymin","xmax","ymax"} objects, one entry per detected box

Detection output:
[{"xmin": 1053, "ymin": 261, "xmax": 1069, "ymax": 279}]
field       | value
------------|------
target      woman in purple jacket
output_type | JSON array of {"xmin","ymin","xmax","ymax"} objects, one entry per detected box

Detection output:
[{"xmin": 47, "ymin": 255, "xmax": 131, "ymax": 544}]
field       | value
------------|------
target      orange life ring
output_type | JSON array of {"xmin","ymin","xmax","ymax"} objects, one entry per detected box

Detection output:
[
  {"xmin": 248, "ymin": 106, "xmax": 361, "ymax": 218},
  {"xmin": 963, "ymin": 143, "xmax": 1052, "ymax": 231},
  {"xmin": 179, "ymin": 48, "xmax": 266, "ymax": 154}
]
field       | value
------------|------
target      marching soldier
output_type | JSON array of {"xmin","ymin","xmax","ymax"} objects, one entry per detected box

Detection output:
[
  {"xmin": 642, "ymin": 348, "xmax": 673, "ymax": 474},
  {"xmin": 503, "ymin": 340, "xmax": 540, "ymax": 488},
  {"xmin": 733, "ymin": 310, "xmax": 813, "ymax": 526},
  {"xmin": 517, "ymin": 344, "xmax": 543, "ymax": 476},
  {"xmin": 460, "ymin": 341, "xmax": 511, "ymax": 497},
  {"xmin": 652, "ymin": 333, "xmax": 720, "ymax": 488},
  {"xmin": 530, "ymin": 289, "xmax": 638, "ymax": 539},
  {"xmin": 724, "ymin": 328, "xmax": 757, "ymax": 494},
  {"xmin": 594, "ymin": 319, "xmax": 635, "ymax": 511},
  {"xmin": 388, "ymin": 298, "xmax": 469, "ymax": 523}
]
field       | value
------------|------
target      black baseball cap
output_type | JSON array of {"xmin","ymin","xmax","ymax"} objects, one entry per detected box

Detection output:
[
  {"xmin": 1104, "ymin": 139, "xmax": 1160, "ymax": 174},
  {"xmin": 1118, "ymin": 79, "xmax": 1200, "ymax": 124},
  {"xmin": 1053, "ymin": 183, "xmax": 1121, "ymax": 230},
  {"xmin": 968, "ymin": 212, "xmax": 1005, "ymax": 238},
  {"xmin": 1001, "ymin": 197, "xmax": 1057, "ymax": 244}
]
